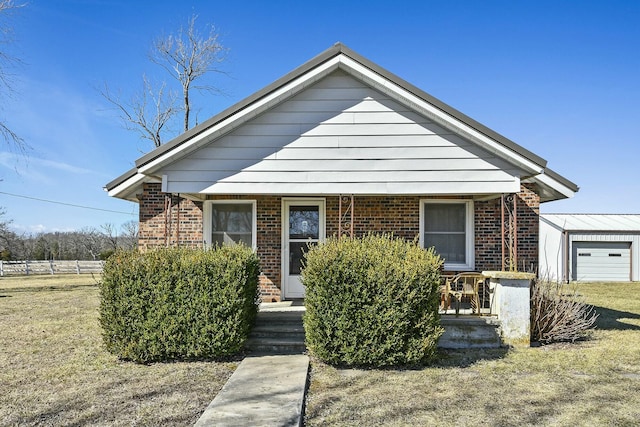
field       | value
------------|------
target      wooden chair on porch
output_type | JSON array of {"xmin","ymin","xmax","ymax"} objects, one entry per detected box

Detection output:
[{"xmin": 442, "ymin": 272, "xmax": 485, "ymax": 316}]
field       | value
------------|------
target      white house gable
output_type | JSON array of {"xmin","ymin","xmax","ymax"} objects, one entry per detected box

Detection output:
[{"xmin": 160, "ymin": 70, "xmax": 527, "ymax": 196}]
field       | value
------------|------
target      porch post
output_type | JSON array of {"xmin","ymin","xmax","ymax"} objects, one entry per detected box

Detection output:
[
  {"xmin": 338, "ymin": 195, "xmax": 354, "ymax": 238},
  {"xmin": 501, "ymin": 194, "xmax": 518, "ymax": 271}
]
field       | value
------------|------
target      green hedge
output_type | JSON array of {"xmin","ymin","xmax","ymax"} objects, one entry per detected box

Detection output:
[
  {"xmin": 99, "ymin": 246, "xmax": 260, "ymax": 363},
  {"xmin": 302, "ymin": 234, "xmax": 444, "ymax": 367}
]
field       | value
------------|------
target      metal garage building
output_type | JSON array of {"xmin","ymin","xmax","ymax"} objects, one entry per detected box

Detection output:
[{"xmin": 539, "ymin": 214, "xmax": 640, "ymax": 282}]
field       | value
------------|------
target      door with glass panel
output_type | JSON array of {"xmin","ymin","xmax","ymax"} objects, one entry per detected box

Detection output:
[{"xmin": 283, "ymin": 199, "xmax": 325, "ymax": 299}]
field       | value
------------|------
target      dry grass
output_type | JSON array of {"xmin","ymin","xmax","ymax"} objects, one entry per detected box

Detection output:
[
  {"xmin": 0, "ymin": 273, "xmax": 102, "ymax": 290},
  {"xmin": 0, "ymin": 275, "xmax": 236, "ymax": 426},
  {"xmin": 305, "ymin": 282, "xmax": 640, "ymax": 427},
  {"xmin": 4, "ymin": 276, "xmax": 639, "ymax": 426}
]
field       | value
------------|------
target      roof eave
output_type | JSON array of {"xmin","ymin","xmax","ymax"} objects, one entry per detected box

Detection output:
[
  {"xmin": 104, "ymin": 167, "xmax": 138, "ymax": 193},
  {"xmin": 105, "ymin": 170, "xmax": 149, "ymax": 202},
  {"xmin": 529, "ymin": 169, "xmax": 579, "ymax": 203}
]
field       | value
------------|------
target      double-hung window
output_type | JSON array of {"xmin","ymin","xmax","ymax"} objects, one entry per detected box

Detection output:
[
  {"xmin": 204, "ymin": 200, "xmax": 257, "ymax": 249},
  {"xmin": 420, "ymin": 200, "xmax": 474, "ymax": 270}
]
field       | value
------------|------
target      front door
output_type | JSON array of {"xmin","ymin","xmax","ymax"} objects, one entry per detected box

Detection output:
[{"xmin": 282, "ymin": 199, "xmax": 325, "ymax": 299}]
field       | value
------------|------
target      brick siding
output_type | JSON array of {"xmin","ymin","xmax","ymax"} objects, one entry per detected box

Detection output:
[
  {"xmin": 138, "ymin": 183, "xmax": 203, "ymax": 250},
  {"xmin": 138, "ymin": 183, "xmax": 540, "ymax": 301}
]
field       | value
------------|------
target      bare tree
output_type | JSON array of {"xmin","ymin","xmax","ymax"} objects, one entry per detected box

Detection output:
[
  {"xmin": 100, "ymin": 222, "xmax": 118, "ymax": 252},
  {"xmin": 120, "ymin": 220, "xmax": 139, "ymax": 250},
  {"xmin": 0, "ymin": 0, "xmax": 27, "ymax": 154},
  {"xmin": 151, "ymin": 14, "xmax": 228, "ymax": 132},
  {"xmin": 78, "ymin": 227, "xmax": 103, "ymax": 261},
  {"xmin": 102, "ymin": 14, "xmax": 228, "ymax": 149},
  {"xmin": 0, "ymin": 207, "xmax": 17, "ymax": 258},
  {"xmin": 100, "ymin": 75, "xmax": 178, "ymax": 148}
]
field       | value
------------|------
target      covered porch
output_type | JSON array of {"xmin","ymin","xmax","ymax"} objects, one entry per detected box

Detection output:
[
  {"xmin": 251, "ymin": 268, "xmax": 534, "ymax": 351},
  {"xmin": 438, "ymin": 271, "xmax": 535, "ymax": 347}
]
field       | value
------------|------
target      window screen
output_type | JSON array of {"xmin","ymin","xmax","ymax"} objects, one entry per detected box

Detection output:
[
  {"xmin": 423, "ymin": 203, "xmax": 467, "ymax": 263},
  {"xmin": 210, "ymin": 203, "xmax": 253, "ymax": 247}
]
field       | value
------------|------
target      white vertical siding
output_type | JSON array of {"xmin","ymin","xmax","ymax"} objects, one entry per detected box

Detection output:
[
  {"xmin": 161, "ymin": 70, "xmax": 524, "ymax": 195},
  {"xmin": 539, "ymin": 218, "xmax": 565, "ymax": 282}
]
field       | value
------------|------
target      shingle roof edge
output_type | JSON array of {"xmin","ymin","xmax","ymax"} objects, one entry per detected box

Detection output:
[
  {"xmin": 334, "ymin": 44, "xmax": 548, "ymax": 168},
  {"xmin": 541, "ymin": 167, "xmax": 579, "ymax": 192},
  {"xmin": 104, "ymin": 166, "xmax": 138, "ymax": 192}
]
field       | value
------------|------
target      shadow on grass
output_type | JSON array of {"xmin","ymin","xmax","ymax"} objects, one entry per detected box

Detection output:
[
  {"xmin": 308, "ymin": 344, "xmax": 509, "ymax": 373},
  {"xmin": 13, "ymin": 383, "xmax": 203, "ymax": 427},
  {"xmin": 0, "ymin": 284, "xmax": 98, "ymax": 293},
  {"xmin": 434, "ymin": 346, "xmax": 509, "ymax": 368},
  {"xmin": 592, "ymin": 305, "xmax": 640, "ymax": 331}
]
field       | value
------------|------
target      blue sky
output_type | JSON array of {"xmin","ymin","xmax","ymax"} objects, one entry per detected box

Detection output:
[{"xmin": 1, "ymin": 0, "xmax": 639, "ymax": 233}]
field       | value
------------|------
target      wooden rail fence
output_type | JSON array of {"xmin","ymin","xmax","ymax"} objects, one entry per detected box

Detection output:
[{"xmin": 0, "ymin": 260, "xmax": 104, "ymax": 276}]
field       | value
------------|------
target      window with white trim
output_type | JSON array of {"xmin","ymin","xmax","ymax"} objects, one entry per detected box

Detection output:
[
  {"xmin": 204, "ymin": 200, "xmax": 257, "ymax": 249},
  {"xmin": 420, "ymin": 200, "xmax": 474, "ymax": 270}
]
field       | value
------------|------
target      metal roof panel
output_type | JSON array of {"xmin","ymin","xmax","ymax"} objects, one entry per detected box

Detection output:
[{"xmin": 541, "ymin": 214, "xmax": 640, "ymax": 231}]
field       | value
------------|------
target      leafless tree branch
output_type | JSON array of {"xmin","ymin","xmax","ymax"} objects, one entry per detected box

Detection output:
[
  {"xmin": 150, "ymin": 14, "xmax": 228, "ymax": 132},
  {"xmin": 100, "ymin": 75, "xmax": 178, "ymax": 148},
  {"xmin": 0, "ymin": 0, "xmax": 28, "ymax": 154}
]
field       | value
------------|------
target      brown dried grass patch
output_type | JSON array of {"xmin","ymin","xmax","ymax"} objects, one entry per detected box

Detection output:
[
  {"xmin": 0, "ymin": 277, "xmax": 235, "ymax": 426},
  {"xmin": 305, "ymin": 282, "xmax": 640, "ymax": 426}
]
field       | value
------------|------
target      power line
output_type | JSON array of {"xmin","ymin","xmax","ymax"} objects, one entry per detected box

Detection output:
[{"xmin": 0, "ymin": 191, "xmax": 136, "ymax": 215}]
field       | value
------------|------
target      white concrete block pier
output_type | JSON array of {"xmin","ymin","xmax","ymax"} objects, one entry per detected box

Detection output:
[{"xmin": 483, "ymin": 271, "xmax": 535, "ymax": 346}]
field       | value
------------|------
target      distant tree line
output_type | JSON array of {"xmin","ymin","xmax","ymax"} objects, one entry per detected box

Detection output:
[{"xmin": 0, "ymin": 220, "xmax": 138, "ymax": 261}]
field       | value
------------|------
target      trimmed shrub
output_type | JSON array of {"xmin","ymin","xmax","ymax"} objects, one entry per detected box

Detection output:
[
  {"xmin": 303, "ymin": 234, "xmax": 444, "ymax": 367},
  {"xmin": 99, "ymin": 246, "xmax": 260, "ymax": 363},
  {"xmin": 531, "ymin": 279, "xmax": 599, "ymax": 344}
]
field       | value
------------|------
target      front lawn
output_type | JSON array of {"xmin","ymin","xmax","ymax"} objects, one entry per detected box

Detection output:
[
  {"xmin": 3, "ymin": 276, "xmax": 639, "ymax": 426},
  {"xmin": 0, "ymin": 275, "xmax": 236, "ymax": 426},
  {"xmin": 305, "ymin": 282, "xmax": 640, "ymax": 426}
]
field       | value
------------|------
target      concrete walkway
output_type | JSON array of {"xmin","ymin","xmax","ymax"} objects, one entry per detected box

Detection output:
[{"xmin": 194, "ymin": 354, "xmax": 310, "ymax": 427}]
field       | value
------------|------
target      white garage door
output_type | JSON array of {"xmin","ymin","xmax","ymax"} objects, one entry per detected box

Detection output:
[{"xmin": 572, "ymin": 242, "xmax": 631, "ymax": 282}]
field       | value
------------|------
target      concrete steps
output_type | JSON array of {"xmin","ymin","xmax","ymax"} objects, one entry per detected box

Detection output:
[
  {"xmin": 245, "ymin": 308, "xmax": 307, "ymax": 355},
  {"xmin": 247, "ymin": 302, "xmax": 503, "ymax": 353},
  {"xmin": 439, "ymin": 315, "xmax": 502, "ymax": 349}
]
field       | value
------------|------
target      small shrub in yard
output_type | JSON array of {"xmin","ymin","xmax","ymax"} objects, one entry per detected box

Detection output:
[
  {"xmin": 531, "ymin": 278, "xmax": 599, "ymax": 344},
  {"xmin": 99, "ymin": 246, "xmax": 260, "ymax": 363},
  {"xmin": 303, "ymin": 234, "xmax": 444, "ymax": 367}
]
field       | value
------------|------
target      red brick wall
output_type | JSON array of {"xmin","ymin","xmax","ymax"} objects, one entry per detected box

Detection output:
[
  {"xmin": 326, "ymin": 196, "xmax": 421, "ymax": 240},
  {"xmin": 255, "ymin": 196, "xmax": 281, "ymax": 301},
  {"xmin": 138, "ymin": 183, "xmax": 204, "ymax": 250},
  {"xmin": 138, "ymin": 184, "xmax": 540, "ymax": 300},
  {"xmin": 515, "ymin": 183, "xmax": 541, "ymax": 272}
]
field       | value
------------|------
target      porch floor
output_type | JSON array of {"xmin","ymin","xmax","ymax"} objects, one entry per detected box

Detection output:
[
  {"xmin": 259, "ymin": 299, "xmax": 306, "ymax": 312},
  {"xmin": 439, "ymin": 307, "xmax": 495, "ymax": 316},
  {"xmin": 263, "ymin": 300, "xmax": 496, "ymax": 316}
]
